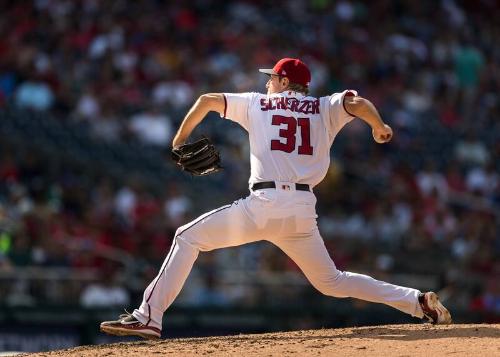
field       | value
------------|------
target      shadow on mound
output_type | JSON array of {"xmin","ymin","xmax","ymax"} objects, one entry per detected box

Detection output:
[
  {"xmin": 342, "ymin": 325, "xmax": 500, "ymax": 341},
  {"xmin": 203, "ymin": 325, "xmax": 500, "ymax": 344}
]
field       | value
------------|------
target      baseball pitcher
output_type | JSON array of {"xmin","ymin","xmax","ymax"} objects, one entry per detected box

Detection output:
[{"xmin": 101, "ymin": 58, "xmax": 451, "ymax": 339}]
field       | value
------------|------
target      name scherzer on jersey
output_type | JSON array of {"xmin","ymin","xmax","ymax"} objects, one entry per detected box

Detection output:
[{"xmin": 221, "ymin": 90, "xmax": 357, "ymax": 188}]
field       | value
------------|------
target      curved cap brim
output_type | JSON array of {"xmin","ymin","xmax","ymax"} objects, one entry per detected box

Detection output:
[{"xmin": 258, "ymin": 68, "xmax": 278, "ymax": 75}]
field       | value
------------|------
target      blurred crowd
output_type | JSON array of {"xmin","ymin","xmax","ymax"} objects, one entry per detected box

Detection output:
[{"xmin": 0, "ymin": 0, "xmax": 498, "ymax": 320}]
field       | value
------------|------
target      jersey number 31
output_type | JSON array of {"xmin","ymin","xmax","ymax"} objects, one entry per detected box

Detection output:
[{"xmin": 270, "ymin": 115, "xmax": 313, "ymax": 155}]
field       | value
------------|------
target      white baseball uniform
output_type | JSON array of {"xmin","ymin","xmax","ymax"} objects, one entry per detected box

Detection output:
[{"xmin": 132, "ymin": 90, "xmax": 425, "ymax": 330}]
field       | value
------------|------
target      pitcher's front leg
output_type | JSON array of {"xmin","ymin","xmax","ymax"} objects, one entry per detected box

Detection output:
[{"xmin": 133, "ymin": 199, "xmax": 261, "ymax": 330}]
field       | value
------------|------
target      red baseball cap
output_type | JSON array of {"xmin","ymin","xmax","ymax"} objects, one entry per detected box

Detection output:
[{"xmin": 259, "ymin": 58, "xmax": 311, "ymax": 87}]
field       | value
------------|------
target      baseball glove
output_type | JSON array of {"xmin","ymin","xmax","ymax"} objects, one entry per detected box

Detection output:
[{"xmin": 171, "ymin": 137, "xmax": 222, "ymax": 176}]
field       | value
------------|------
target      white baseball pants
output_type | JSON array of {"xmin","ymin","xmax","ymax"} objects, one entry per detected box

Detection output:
[{"xmin": 133, "ymin": 185, "xmax": 424, "ymax": 330}]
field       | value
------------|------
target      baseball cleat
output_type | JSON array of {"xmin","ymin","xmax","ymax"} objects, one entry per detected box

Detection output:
[
  {"xmin": 100, "ymin": 313, "xmax": 161, "ymax": 340},
  {"xmin": 418, "ymin": 292, "xmax": 452, "ymax": 325}
]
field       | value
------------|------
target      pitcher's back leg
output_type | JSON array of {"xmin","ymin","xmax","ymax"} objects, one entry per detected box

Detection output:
[{"xmin": 270, "ymin": 229, "xmax": 423, "ymax": 318}]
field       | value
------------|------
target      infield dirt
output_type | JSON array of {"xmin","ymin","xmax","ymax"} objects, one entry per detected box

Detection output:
[{"xmin": 24, "ymin": 323, "xmax": 500, "ymax": 357}]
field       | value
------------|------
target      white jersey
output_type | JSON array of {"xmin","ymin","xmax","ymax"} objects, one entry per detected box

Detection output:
[{"xmin": 222, "ymin": 90, "xmax": 357, "ymax": 188}]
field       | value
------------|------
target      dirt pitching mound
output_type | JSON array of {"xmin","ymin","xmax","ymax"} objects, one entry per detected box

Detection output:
[{"xmin": 26, "ymin": 323, "xmax": 500, "ymax": 357}]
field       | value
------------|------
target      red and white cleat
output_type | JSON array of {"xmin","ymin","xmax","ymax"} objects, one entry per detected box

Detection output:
[
  {"xmin": 100, "ymin": 313, "xmax": 161, "ymax": 340},
  {"xmin": 419, "ymin": 292, "xmax": 452, "ymax": 325}
]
